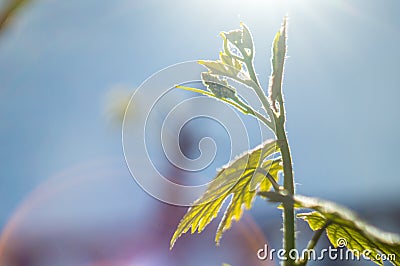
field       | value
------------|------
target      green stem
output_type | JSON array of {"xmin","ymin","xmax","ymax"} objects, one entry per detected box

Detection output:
[
  {"xmin": 274, "ymin": 83, "xmax": 295, "ymax": 265},
  {"xmin": 256, "ymin": 168, "xmax": 281, "ymax": 192},
  {"xmin": 276, "ymin": 119, "xmax": 293, "ymax": 194},
  {"xmin": 276, "ymin": 122, "xmax": 295, "ymax": 266},
  {"xmin": 245, "ymin": 59, "xmax": 276, "ymax": 127},
  {"xmin": 246, "ymin": 53, "xmax": 295, "ymax": 265}
]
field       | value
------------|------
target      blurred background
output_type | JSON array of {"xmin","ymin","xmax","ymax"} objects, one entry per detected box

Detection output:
[{"xmin": 0, "ymin": 0, "xmax": 399, "ymax": 265}]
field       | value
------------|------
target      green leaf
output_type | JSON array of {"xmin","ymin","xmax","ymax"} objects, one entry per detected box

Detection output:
[
  {"xmin": 175, "ymin": 85, "xmax": 254, "ymax": 115},
  {"xmin": 198, "ymin": 59, "xmax": 251, "ymax": 86},
  {"xmin": 293, "ymin": 195, "xmax": 400, "ymax": 265},
  {"xmin": 201, "ymin": 72, "xmax": 238, "ymax": 100},
  {"xmin": 177, "ymin": 66, "xmax": 266, "ymax": 122},
  {"xmin": 175, "ymin": 84, "xmax": 275, "ymax": 130},
  {"xmin": 268, "ymin": 17, "xmax": 287, "ymax": 111},
  {"xmin": 170, "ymin": 140, "xmax": 282, "ymax": 249}
]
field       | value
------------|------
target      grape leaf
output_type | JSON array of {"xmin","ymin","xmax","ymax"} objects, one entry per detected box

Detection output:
[
  {"xmin": 296, "ymin": 195, "xmax": 400, "ymax": 265},
  {"xmin": 268, "ymin": 16, "xmax": 287, "ymax": 112},
  {"xmin": 170, "ymin": 140, "xmax": 282, "ymax": 249},
  {"xmin": 261, "ymin": 194, "xmax": 400, "ymax": 265}
]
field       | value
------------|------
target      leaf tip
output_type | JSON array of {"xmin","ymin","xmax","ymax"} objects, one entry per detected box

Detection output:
[
  {"xmin": 239, "ymin": 21, "xmax": 249, "ymax": 30},
  {"xmin": 170, "ymin": 231, "xmax": 182, "ymax": 250},
  {"xmin": 169, "ymin": 239, "xmax": 175, "ymax": 250}
]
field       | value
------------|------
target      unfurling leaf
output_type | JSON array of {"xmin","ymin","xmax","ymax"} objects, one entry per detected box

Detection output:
[
  {"xmin": 268, "ymin": 17, "xmax": 287, "ymax": 112},
  {"xmin": 198, "ymin": 23, "xmax": 259, "ymax": 88},
  {"xmin": 193, "ymin": 23, "xmax": 278, "ymax": 129},
  {"xmin": 221, "ymin": 22, "xmax": 254, "ymax": 61},
  {"xmin": 198, "ymin": 59, "xmax": 249, "ymax": 85},
  {"xmin": 170, "ymin": 140, "xmax": 282, "ymax": 249},
  {"xmin": 294, "ymin": 195, "xmax": 400, "ymax": 266}
]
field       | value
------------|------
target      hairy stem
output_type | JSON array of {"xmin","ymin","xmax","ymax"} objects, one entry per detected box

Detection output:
[
  {"xmin": 245, "ymin": 59, "xmax": 276, "ymax": 125},
  {"xmin": 275, "ymin": 70, "xmax": 295, "ymax": 266},
  {"xmin": 257, "ymin": 168, "xmax": 281, "ymax": 192},
  {"xmin": 245, "ymin": 23, "xmax": 295, "ymax": 264},
  {"xmin": 276, "ymin": 122, "xmax": 295, "ymax": 266}
]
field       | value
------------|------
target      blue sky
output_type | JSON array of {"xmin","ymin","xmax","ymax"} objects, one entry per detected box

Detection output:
[{"xmin": 0, "ymin": 0, "xmax": 399, "ymax": 257}]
